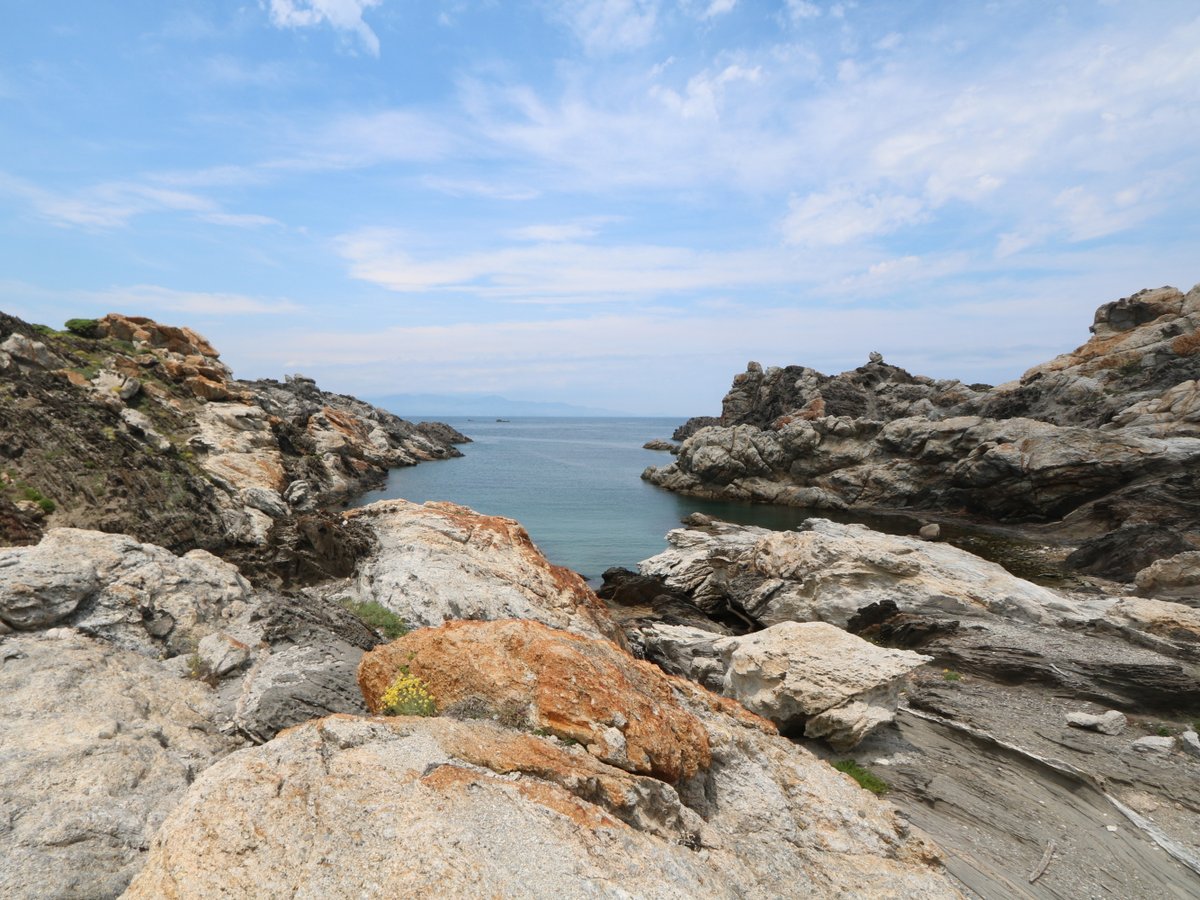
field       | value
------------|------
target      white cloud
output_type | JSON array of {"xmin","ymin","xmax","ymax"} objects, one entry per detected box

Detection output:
[
  {"xmin": 787, "ymin": 1, "xmax": 821, "ymax": 21},
  {"xmin": 551, "ymin": 0, "xmax": 661, "ymax": 54},
  {"xmin": 265, "ymin": 0, "xmax": 383, "ymax": 56},
  {"xmin": 506, "ymin": 223, "xmax": 602, "ymax": 242},
  {"xmin": 89, "ymin": 285, "xmax": 303, "ymax": 316},
  {"xmin": 336, "ymin": 228, "xmax": 810, "ymax": 300},
  {"xmin": 702, "ymin": 0, "xmax": 737, "ymax": 18},
  {"xmin": 198, "ymin": 212, "xmax": 284, "ymax": 228},
  {"xmin": 0, "ymin": 173, "xmax": 215, "ymax": 228},
  {"xmin": 781, "ymin": 188, "xmax": 926, "ymax": 246}
]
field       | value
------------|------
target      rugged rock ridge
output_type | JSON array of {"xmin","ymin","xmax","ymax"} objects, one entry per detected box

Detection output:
[
  {"xmin": 0, "ymin": 311, "xmax": 467, "ymax": 582},
  {"xmin": 646, "ymin": 284, "xmax": 1200, "ymax": 580},
  {"xmin": 621, "ymin": 514, "xmax": 1200, "ymax": 896}
]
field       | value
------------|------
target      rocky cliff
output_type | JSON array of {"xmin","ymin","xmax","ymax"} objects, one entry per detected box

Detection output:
[
  {"xmin": 645, "ymin": 284, "xmax": 1200, "ymax": 579},
  {"xmin": 0, "ymin": 312, "xmax": 467, "ymax": 583}
]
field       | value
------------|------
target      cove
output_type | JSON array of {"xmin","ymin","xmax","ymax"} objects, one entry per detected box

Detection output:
[{"xmin": 348, "ymin": 417, "xmax": 1060, "ymax": 584}]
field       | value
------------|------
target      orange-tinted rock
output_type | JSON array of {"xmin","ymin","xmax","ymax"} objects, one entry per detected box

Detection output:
[
  {"xmin": 359, "ymin": 619, "xmax": 711, "ymax": 783},
  {"xmin": 186, "ymin": 375, "xmax": 231, "ymax": 401}
]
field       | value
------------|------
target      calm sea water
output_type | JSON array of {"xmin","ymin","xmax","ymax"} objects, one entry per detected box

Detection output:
[
  {"xmin": 350, "ymin": 417, "xmax": 840, "ymax": 581},
  {"xmin": 351, "ymin": 417, "xmax": 1064, "ymax": 584}
]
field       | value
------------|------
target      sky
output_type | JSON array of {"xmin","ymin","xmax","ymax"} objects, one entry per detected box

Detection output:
[{"xmin": 1, "ymin": 1, "xmax": 1198, "ymax": 416}]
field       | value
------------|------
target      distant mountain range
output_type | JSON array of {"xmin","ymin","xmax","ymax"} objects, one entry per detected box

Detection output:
[{"xmin": 367, "ymin": 392, "xmax": 635, "ymax": 418}]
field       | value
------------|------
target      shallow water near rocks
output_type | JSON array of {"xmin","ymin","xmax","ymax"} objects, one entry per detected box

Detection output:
[{"xmin": 351, "ymin": 417, "xmax": 1069, "ymax": 584}]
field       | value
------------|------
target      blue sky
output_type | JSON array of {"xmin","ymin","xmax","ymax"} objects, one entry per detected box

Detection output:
[{"xmin": 2, "ymin": 1, "xmax": 1198, "ymax": 415}]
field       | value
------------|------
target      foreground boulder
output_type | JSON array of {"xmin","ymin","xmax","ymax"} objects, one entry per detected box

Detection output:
[
  {"xmin": 345, "ymin": 499, "xmax": 622, "ymax": 642},
  {"xmin": 123, "ymin": 712, "xmax": 957, "ymax": 899},
  {"xmin": 0, "ymin": 631, "xmax": 238, "ymax": 898},
  {"xmin": 713, "ymin": 622, "xmax": 930, "ymax": 749},
  {"xmin": 359, "ymin": 619, "xmax": 708, "ymax": 783}
]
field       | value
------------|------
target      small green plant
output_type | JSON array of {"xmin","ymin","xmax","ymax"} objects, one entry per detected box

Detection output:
[
  {"xmin": 339, "ymin": 598, "xmax": 409, "ymax": 639},
  {"xmin": 832, "ymin": 759, "xmax": 889, "ymax": 795},
  {"xmin": 30, "ymin": 323, "xmax": 58, "ymax": 336},
  {"xmin": 942, "ymin": 669, "xmax": 962, "ymax": 682},
  {"xmin": 186, "ymin": 651, "xmax": 220, "ymax": 688},
  {"xmin": 19, "ymin": 486, "xmax": 55, "ymax": 514},
  {"xmin": 1155, "ymin": 724, "xmax": 1173, "ymax": 737},
  {"xmin": 64, "ymin": 318, "xmax": 100, "ymax": 338},
  {"xmin": 379, "ymin": 669, "xmax": 437, "ymax": 717}
]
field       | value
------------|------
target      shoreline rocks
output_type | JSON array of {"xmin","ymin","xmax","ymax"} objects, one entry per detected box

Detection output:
[{"xmin": 643, "ymin": 284, "xmax": 1200, "ymax": 582}]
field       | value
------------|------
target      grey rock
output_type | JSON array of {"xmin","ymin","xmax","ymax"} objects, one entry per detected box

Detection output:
[
  {"xmin": 282, "ymin": 479, "xmax": 316, "ymax": 511},
  {"xmin": 196, "ymin": 632, "xmax": 252, "ymax": 677},
  {"xmin": 240, "ymin": 486, "xmax": 289, "ymax": 519},
  {"xmin": 1131, "ymin": 735, "xmax": 1175, "ymax": 754},
  {"xmin": 1066, "ymin": 710, "xmax": 1128, "ymax": 735},
  {"xmin": 918, "ymin": 523, "xmax": 941, "ymax": 541},
  {"xmin": 1180, "ymin": 730, "xmax": 1200, "ymax": 758},
  {"xmin": 0, "ymin": 333, "xmax": 61, "ymax": 369},
  {"xmin": 0, "ymin": 632, "xmax": 238, "ymax": 899},
  {"xmin": 0, "ymin": 542, "xmax": 98, "ymax": 629},
  {"xmin": 639, "ymin": 516, "xmax": 1079, "ymax": 629}
]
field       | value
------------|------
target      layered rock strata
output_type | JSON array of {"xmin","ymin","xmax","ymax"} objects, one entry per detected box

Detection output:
[
  {"xmin": 0, "ymin": 311, "xmax": 465, "ymax": 579},
  {"xmin": 647, "ymin": 284, "xmax": 1200, "ymax": 581}
]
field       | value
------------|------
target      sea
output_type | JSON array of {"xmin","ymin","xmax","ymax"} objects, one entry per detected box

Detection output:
[{"xmin": 348, "ymin": 416, "xmax": 941, "ymax": 583}]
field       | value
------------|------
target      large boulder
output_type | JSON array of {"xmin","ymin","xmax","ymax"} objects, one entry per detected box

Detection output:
[
  {"xmin": 358, "ymin": 619, "xmax": 709, "ymax": 783},
  {"xmin": 0, "ymin": 631, "xmax": 238, "ymax": 899},
  {"xmin": 1134, "ymin": 551, "xmax": 1200, "ymax": 604},
  {"xmin": 0, "ymin": 528, "xmax": 252, "ymax": 655},
  {"xmin": 123, "ymin": 712, "xmax": 958, "ymax": 899},
  {"xmin": 345, "ymin": 499, "xmax": 622, "ymax": 642},
  {"xmin": 639, "ymin": 517, "xmax": 1079, "ymax": 629},
  {"xmin": 711, "ymin": 622, "xmax": 931, "ymax": 749}
]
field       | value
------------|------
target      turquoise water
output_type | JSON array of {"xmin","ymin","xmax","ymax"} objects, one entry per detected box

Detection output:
[
  {"xmin": 351, "ymin": 417, "xmax": 858, "ymax": 580},
  {"xmin": 351, "ymin": 416, "xmax": 1065, "ymax": 585}
]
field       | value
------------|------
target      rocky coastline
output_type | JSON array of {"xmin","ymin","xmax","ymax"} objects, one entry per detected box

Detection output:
[
  {"xmin": 3, "ymin": 303, "xmax": 1200, "ymax": 898},
  {"xmin": 644, "ymin": 285, "xmax": 1200, "ymax": 584},
  {"xmin": 0, "ymin": 312, "xmax": 959, "ymax": 898}
]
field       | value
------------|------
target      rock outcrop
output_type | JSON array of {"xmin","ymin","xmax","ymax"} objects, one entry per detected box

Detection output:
[
  {"xmin": 645, "ymin": 284, "xmax": 1200, "ymax": 580},
  {"xmin": 359, "ymin": 620, "xmax": 711, "ymax": 782},
  {"xmin": 638, "ymin": 517, "xmax": 1079, "ymax": 629},
  {"xmin": 0, "ymin": 631, "xmax": 239, "ymax": 898},
  {"xmin": 344, "ymin": 499, "xmax": 622, "ymax": 643},
  {"xmin": 126, "ymin": 620, "xmax": 959, "ymax": 898},
  {"xmin": 0, "ymin": 312, "xmax": 465, "ymax": 577}
]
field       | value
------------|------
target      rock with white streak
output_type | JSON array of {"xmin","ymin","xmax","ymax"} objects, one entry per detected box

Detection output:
[
  {"xmin": 1066, "ymin": 710, "xmax": 1128, "ymax": 735},
  {"xmin": 640, "ymin": 517, "xmax": 1079, "ymax": 629},
  {"xmin": 713, "ymin": 621, "xmax": 931, "ymax": 749}
]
